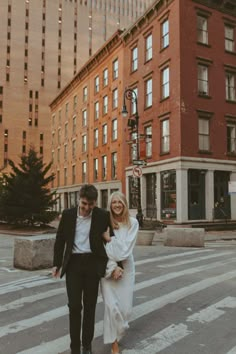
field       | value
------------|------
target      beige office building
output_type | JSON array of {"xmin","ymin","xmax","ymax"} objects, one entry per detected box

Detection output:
[{"xmin": 0, "ymin": 0, "xmax": 154, "ymax": 172}]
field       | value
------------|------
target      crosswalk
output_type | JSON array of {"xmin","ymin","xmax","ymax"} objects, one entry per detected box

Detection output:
[{"xmin": 1, "ymin": 244, "xmax": 236, "ymax": 354}]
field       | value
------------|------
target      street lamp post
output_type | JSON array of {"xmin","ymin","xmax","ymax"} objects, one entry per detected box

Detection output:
[{"xmin": 122, "ymin": 88, "xmax": 144, "ymax": 227}]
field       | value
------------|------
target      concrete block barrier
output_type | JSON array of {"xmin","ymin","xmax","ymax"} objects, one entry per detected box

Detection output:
[
  {"xmin": 14, "ymin": 234, "xmax": 55, "ymax": 270},
  {"xmin": 163, "ymin": 227, "xmax": 205, "ymax": 247},
  {"xmin": 136, "ymin": 230, "xmax": 155, "ymax": 245}
]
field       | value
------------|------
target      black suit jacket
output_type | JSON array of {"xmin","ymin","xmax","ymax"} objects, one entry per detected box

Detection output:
[{"xmin": 53, "ymin": 206, "xmax": 109, "ymax": 278}]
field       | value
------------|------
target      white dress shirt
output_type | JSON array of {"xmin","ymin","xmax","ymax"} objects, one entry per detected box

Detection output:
[{"xmin": 72, "ymin": 211, "xmax": 92, "ymax": 254}]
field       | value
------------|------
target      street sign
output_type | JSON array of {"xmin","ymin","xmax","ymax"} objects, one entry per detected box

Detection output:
[
  {"xmin": 133, "ymin": 166, "xmax": 142, "ymax": 178},
  {"xmin": 133, "ymin": 159, "xmax": 147, "ymax": 166}
]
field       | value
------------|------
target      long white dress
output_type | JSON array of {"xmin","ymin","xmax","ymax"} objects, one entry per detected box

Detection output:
[{"xmin": 100, "ymin": 216, "xmax": 139, "ymax": 344}]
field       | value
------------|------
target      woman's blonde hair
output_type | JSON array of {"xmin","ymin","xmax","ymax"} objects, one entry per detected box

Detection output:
[{"xmin": 108, "ymin": 191, "xmax": 131, "ymax": 229}]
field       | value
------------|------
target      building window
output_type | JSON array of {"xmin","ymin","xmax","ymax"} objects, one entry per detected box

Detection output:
[
  {"xmin": 103, "ymin": 95, "xmax": 108, "ymax": 115},
  {"xmin": 145, "ymin": 33, "xmax": 152, "ymax": 62},
  {"xmin": 103, "ymin": 68, "xmax": 108, "ymax": 87},
  {"xmin": 225, "ymin": 71, "xmax": 236, "ymax": 101},
  {"xmin": 112, "ymin": 119, "xmax": 117, "ymax": 140},
  {"xmin": 102, "ymin": 155, "xmax": 107, "ymax": 180},
  {"xmin": 111, "ymin": 152, "xmax": 117, "ymax": 179},
  {"xmin": 94, "ymin": 101, "xmax": 99, "ymax": 120},
  {"xmin": 72, "ymin": 165, "xmax": 76, "ymax": 184},
  {"xmin": 227, "ymin": 124, "xmax": 236, "ymax": 153},
  {"xmin": 72, "ymin": 140, "xmax": 76, "ymax": 159},
  {"xmin": 145, "ymin": 126, "xmax": 152, "ymax": 158},
  {"xmin": 58, "ymin": 128, "xmax": 61, "ymax": 144},
  {"xmin": 128, "ymin": 176, "xmax": 139, "ymax": 209},
  {"xmin": 161, "ymin": 19, "xmax": 169, "ymax": 49},
  {"xmin": 57, "ymin": 147, "xmax": 60, "ymax": 163},
  {"xmin": 58, "ymin": 110, "xmax": 62, "ymax": 125},
  {"xmin": 94, "ymin": 75, "xmax": 99, "ymax": 93},
  {"xmin": 198, "ymin": 64, "xmax": 208, "ymax": 96},
  {"xmin": 57, "ymin": 170, "xmax": 60, "ymax": 186},
  {"xmin": 65, "ymin": 123, "xmax": 68, "ymax": 140},
  {"xmin": 82, "ymin": 109, "xmax": 87, "ymax": 126},
  {"xmin": 113, "ymin": 59, "xmax": 118, "ymax": 80},
  {"xmin": 145, "ymin": 78, "xmax": 152, "ymax": 108},
  {"xmin": 102, "ymin": 124, "xmax": 107, "ymax": 144},
  {"xmin": 112, "ymin": 88, "xmax": 118, "ymax": 109},
  {"xmin": 82, "ymin": 161, "xmax": 86, "ymax": 183},
  {"xmin": 73, "ymin": 95, "xmax": 77, "ymax": 110},
  {"xmin": 225, "ymin": 25, "xmax": 234, "ymax": 52},
  {"xmin": 198, "ymin": 118, "xmax": 210, "ymax": 151},
  {"xmin": 94, "ymin": 128, "xmax": 98, "ymax": 148},
  {"xmin": 162, "ymin": 67, "xmax": 170, "ymax": 99},
  {"xmin": 197, "ymin": 15, "xmax": 208, "ymax": 44},
  {"xmin": 64, "ymin": 167, "xmax": 67, "ymax": 186},
  {"xmin": 161, "ymin": 170, "xmax": 176, "ymax": 219},
  {"xmin": 65, "ymin": 102, "xmax": 69, "ymax": 118},
  {"xmin": 131, "ymin": 132, "xmax": 138, "ymax": 161},
  {"xmin": 131, "ymin": 87, "xmax": 138, "ymax": 115},
  {"xmin": 161, "ymin": 119, "xmax": 170, "ymax": 153},
  {"xmin": 72, "ymin": 116, "xmax": 76, "ymax": 134},
  {"xmin": 82, "ymin": 134, "xmax": 87, "ymax": 152},
  {"xmin": 83, "ymin": 86, "xmax": 88, "ymax": 102},
  {"xmin": 131, "ymin": 46, "xmax": 138, "ymax": 72},
  {"xmin": 94, "ymin": 158, "xmax": 98, "ymax": 181},
  {"xmin": 64, "ymin": 144, "xmax": 68, "ymax": 160}
]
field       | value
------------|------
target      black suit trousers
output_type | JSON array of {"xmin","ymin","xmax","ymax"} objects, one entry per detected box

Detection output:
[{"xmin": 66, "ymin": 254, "xmax": 100, "ymax": 352}]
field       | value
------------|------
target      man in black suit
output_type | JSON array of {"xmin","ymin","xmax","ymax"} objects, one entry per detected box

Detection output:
[{"xmin": 52, "ymin": 184, "xmax": 110, "ymax": 354}]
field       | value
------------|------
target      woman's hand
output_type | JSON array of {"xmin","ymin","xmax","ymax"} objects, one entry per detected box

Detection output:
[
  {"xmin": 112, "ymin": 266, "xmax": 124, "ymax": 280},
  {"xmin": 103, "ymin": 227, "xmax": 112, "ymax": 242}
]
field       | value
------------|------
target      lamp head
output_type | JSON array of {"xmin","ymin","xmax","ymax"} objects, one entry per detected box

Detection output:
[{"xmin": 122, "ymin": 105, "xmax": 128, "ymax": 117}]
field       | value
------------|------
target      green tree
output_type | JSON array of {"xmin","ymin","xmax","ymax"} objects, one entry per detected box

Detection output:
[{"xmin": 0, "ymin": 147, "xmax": 58, "ymax": 226}]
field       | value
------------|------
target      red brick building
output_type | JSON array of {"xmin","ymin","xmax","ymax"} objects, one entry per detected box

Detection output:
[
  {"xmin": 50, "ymin": 0, "xmax": 236, "ymax": 223},
  {"xmin": 50, "ymin": 31, "xmax": 126, "ymax": 210}
]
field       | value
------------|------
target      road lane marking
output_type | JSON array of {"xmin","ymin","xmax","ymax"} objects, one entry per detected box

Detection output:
[
  {"xmin": 16, "ymin": 268, "xmax": 236, "ymax": 354},
  {"xmin": 122, "ymin": 296, "xmax": 236, "ymax": 354},
  {"xmin": 2, "ymin": 258, "xmax": 234, "ymax": 313},
  {"xmin": 157, "ymin": 251, "xmax": 234, "ymax": 268},
  {"xmin": 0, "ymin": 249, "xmax": 214, "ymax": 295}
]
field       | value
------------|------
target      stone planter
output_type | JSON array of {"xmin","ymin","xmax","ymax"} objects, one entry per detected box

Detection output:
[{"xmin": 136, "ymin": 230, "xmax": 155, "ymax": 246}]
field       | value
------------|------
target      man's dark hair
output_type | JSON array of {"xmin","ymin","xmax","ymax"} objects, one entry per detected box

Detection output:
[{"xmin": 79, "ymin": 184, "xmax": 98, "ymax": 201}]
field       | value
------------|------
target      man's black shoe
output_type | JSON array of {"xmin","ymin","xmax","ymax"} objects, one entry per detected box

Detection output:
[{"xmin": 81, "ymin": 347, "xmax": 92, "ymax": 354}]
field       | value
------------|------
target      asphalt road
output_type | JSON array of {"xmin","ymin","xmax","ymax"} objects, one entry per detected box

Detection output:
[{"xmin": 1, "ymin": 232, "xmax": 236, "ymax": 354}]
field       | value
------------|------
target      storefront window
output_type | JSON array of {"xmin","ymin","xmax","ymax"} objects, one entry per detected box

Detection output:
[
  {"xmin": 129, "ymin": 176, "xmax": 139, "ymax": 209},
  {"xmin": 161, "ymin": 170, "xmax": 176, "ymax": 219}
]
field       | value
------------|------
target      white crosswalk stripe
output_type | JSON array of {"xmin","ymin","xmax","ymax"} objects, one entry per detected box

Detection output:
[{"xmin": 1, "ymin": 246, "xmax": 236, "ymax": 354}]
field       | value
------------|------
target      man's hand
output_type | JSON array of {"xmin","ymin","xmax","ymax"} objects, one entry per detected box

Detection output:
[
  {"xmin": 52, "ymin": 266, "xmax": 61, "ymax": 278},
  {"xmin": 103, "ymin": 227, "xmax": 111, "ymax": 242},
  {"xmin": 112, "ymin": 266, "xmax": 124, "ymax": 280}
]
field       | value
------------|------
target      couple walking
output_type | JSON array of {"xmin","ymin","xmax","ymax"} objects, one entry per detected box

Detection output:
[{"xmin": 52, "ymin": 184, "xmax": 139, "ymax": 354}]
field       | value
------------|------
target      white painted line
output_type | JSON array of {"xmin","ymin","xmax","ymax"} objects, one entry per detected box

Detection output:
[
  {"xmin": 16, "ymin": 269, "xmax": 236, "ymax": 354},
  {"xmin": 226, "ymin": 345, "xmax": 236, "ymax": 354},
  {"xmin": 0, "ymin": 267, "xmax": 19, "ymax": 272},
  {"xmin": 0, "ymin": 277, "xmax": 64, "ymax": 295},
  {"xmin": 0, "ymin": 288, "xmax": 66, "ymax": 313},
  {"xmin": 123, "ymin": 296, "xmax": 236, "ymax": 354},
  {"xmin": 3, "ymin": 258, "xmax": 234, "ymax": 313},
  {"xmin": 0, "ymin": 249, "xmax": 213, "ymax": 295},
  {"xmin": 157, "ymin": 251, "xmax": 234, "ymax": 268},
  {"xmin": 0, "ymin": 275, "xmax": 43, "ymax": 288},
  {"xmin": 135, "ymin": 249, "xmax": 213, "ymax": 265}
]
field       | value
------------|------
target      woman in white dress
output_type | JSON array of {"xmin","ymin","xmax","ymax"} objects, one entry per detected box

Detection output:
[{"xmin": 100, "ymin": 191, "xmax": 139, "ymax": 354}]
